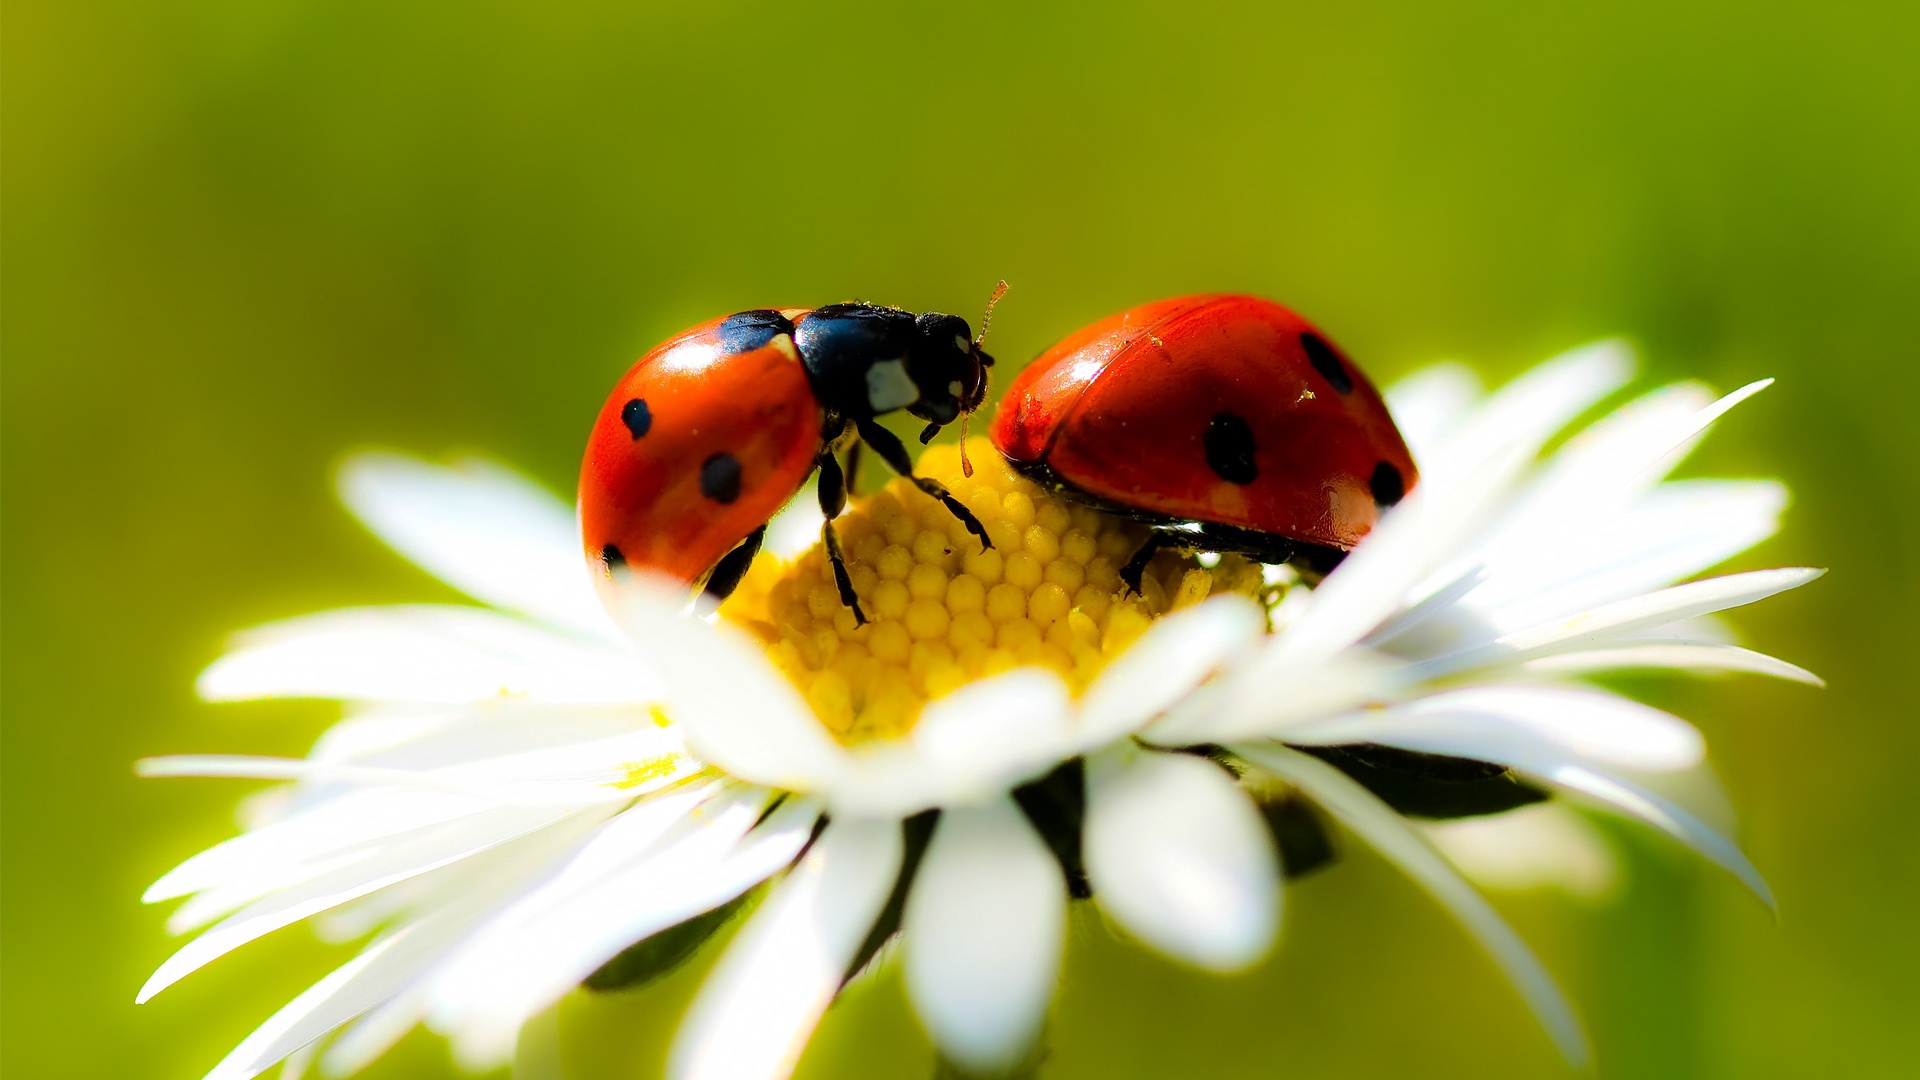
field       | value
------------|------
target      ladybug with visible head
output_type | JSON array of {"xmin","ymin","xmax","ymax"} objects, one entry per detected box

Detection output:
[
  {"xmin": 581, "ymin": 297, "xmax": 1000, "ymax": 622},
  {"xmin": 992, "ymin": 294, "xmax": 1416, "ymax": 590}
]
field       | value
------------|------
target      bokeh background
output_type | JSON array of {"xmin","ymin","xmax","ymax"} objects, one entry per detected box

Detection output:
[{"xmin": 6, "ymin": 1, "xmax": 1917, "ymax": 1077}]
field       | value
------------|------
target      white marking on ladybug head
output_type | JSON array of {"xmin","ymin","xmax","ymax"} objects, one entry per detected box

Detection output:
[
  {"xmin": 953, "ymin": 333, "xmax": 971, "ymax": 351},
  {"xmin": 769, "ymin": 333, "xmax": 799, "ymax": 363},
  {"xmin": 866, "ymin": 358, "xmax": 920, "ymax": 412}
]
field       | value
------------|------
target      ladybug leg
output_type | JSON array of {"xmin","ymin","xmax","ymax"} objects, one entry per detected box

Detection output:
[
  {"xmin": 853, "ymin": 418, "xmax": 993, "ymax": 554},
  {"xmin": 817, "ymin": 451, "xmax": 868, "ymax": 625},
  {"xmin": 1119, "ymin": 533, "xmax": 1170, "ymax": 596},
  {"xmin": 696, "ymin": 524, "xmax": 766, "ymax": 614},
  {"xmin": 843, "ymin": 439, "xmax": 864, "ymax": 497}
]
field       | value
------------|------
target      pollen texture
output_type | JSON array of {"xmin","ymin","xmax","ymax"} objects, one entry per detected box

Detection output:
[{"xmin": 720, "ymin": 437, "xmax": 1268, "ymax": 745}]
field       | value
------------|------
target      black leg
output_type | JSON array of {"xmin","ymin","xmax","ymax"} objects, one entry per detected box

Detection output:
[
  {"xmin": 816, "ymin": 452, "xmax": 867, "ymax": 625},
  {"xmin": 822, "ymin": 521, "xmax": 865, "ymax": 624},
  {"xmin": 1119, "ymin": 532, "xmax": 1169, "ymax": 596},
  {"xmin": 818, "ymin": 450, "xmax": 847, "ymax": 518},
  {"xmin": 854, "ymin": 418, "xmax": 992, "ymax": 553},
  {"xmin": 700, "ymin": 524, "xmax": 766, "ymax": 609},
  {"xmin": 842, "ymin": 439, "xmax": 864, "ymax": 498}
]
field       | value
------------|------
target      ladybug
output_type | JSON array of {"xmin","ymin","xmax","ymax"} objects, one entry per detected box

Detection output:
[
  {"xmin": 991, "ymin": 294, "xmax": 1417, "ymax": 591},
  {"xmin": 580, "ymin": 298, "xmax": 1001, "ymax": 623}
]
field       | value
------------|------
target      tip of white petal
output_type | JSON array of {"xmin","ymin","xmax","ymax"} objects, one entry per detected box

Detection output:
[
  {"xmin": 904, "ymin": 799, "xmax": 1064, "ymax": 1076},
  {"xmin": 1541, "ymin": 337, "xmax": 1640, "ymax": 400},
  {"xmin": 1084, "ymin": 750, "xmax": 1280, "ymax": 972},
  {"xmin": 195, "ymin": 654, "xmax": 259, "ymax": 702}
]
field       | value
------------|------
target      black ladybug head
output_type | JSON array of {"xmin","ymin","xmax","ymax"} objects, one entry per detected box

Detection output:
[{"xmin": 906, "ymin": 312, "xmax": 993, "ymax": 427}]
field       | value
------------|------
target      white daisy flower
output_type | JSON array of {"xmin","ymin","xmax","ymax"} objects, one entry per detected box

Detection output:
[
  {"xmin": 1106, "ymin": 340, "xmax": 1821, "ymax": 1063},
  {"xmin": 137, "ymin": 444, "xmax": 1268, "ymax": 1080},
  {"xmin": 138, "ymin": 340, "xmax": 1818, "ymax": 1080}
]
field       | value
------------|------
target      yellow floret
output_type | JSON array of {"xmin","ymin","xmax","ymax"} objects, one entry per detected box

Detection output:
[{"xmin": 720, "ymin": 436, "xmax": 1273, "ymax": 745}]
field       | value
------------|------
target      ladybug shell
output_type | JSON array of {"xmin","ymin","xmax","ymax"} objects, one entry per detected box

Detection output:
[
  {"xmin": 579, "ymin": 311, "xmax": 821, "ymax": 590},
  {"xmin": 992, "ymin": 294, "xmax": 1417, "ymax": 551}
]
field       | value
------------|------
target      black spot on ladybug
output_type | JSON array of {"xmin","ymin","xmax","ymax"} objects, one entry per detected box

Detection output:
[
  {"xmin": 1204, "ymin": 413, "xmax": 1259, "ymax": 485},
  {"xmin": 700, "ymin": 452, "xmax": 744, "ymax": 504},
  {"xmin": 600, "ymin": 544, "xmax": 626, "ymax": 573},
  {"xmin": 716, "ymin": 310, "xmax": 795, "ymax": 355},
  {"xmin": 1370, "ymin": 461, "xmax": 1405, "ymax": 507},
  {"xmin": 621, "ymin": 398, "xmax": 652, "ymax": 439},
  {"xmin": 1300, "ymin": 332, "xmax": 1353, "ymax": 395}
]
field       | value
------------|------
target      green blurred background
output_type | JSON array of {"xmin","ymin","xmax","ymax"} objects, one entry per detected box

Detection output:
[{"xmin": 6, "ymin": 1, "xmax": 1916, "ymax": 1076}]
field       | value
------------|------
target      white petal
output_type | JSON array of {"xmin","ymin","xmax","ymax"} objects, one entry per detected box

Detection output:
[
  {"xmin": 311, "ymin": 704, "xmax": 664, "ymax": 771},
  {"xmin": 146, "ymin": 788, "xmax": 494, "ymax": 904},
  {"xmin": 198, "ymin": 606, "xmax": 658, "ymax": 705},
  {"xmin": 140, "ymin": 724, "xmax": 690, "ymax": 809},
  {"xmin": 1282, "ymin": 686, "xmax": 1705, "ymax": 771},
  {"xmin": 1422, "ymin": 803, "xmax": 1620, "ymax": 901},
  {"xmin": 433, "ymin": 793, "xmax": 818, "ymax": 1066},
  {"xmin": 1468, "ymin": 478, "xmax": 1787, "ymax": 630},
  {"xmin": 312, "ymin": 828, "xmax": 604, "ymax": 1075},
  {"xmin": 669, "ymin": 818, "xmax": 902, "ymax": 1080},
  {"xmin": 1077, "ymin": 596, "xmax": 1267, "ymax": 746},
  {"xmin": 829, "ymin": 669, "xmax": 1075, "ymax": 819},
  {"xmin": 1383, "ymin": 362, "xmax": 1483, "ymax": 463},
  {"xmin": 614, "ymin": 575, "xmax": 849, "ymax": 793},
  {"xmin": 1083, "ymin": 749, "xmax": 1279, "ymax": 971},
  {"xmin": 168, "ymin": 764, "xmax": 645, "ymax": 933},
  {"xmin": 908, "ymin": 669, "xmax": 1075, "ymax": 789},
  {"xmin": 1420, "ymin": 339, "xmax": 1633, "ymax": 496},
  {"xmin": 1527, "ymin": 757, "xmax": 1774, "ymax": 909},
  {"xmin": 321, "ymin": 986, "xmax": 429, "ymax": 1077},
  {"xmin": 1147, "ymin": 646, "xmax": 1402, "ymax": 745},
  {"xmin": 1273, "ymin": 436, "xmax": 1532, "ymax": 669},
  {"xmin": 1484, "ymin": 381, "xmax": 1719, "ymax": 556},
  {"xmin": 278, "ymin": 1040, "xmax": 316, "ymax": 1080},
  {"xmin": 1522, "ymin": 640, "xmax": 1822, "ymax": 685},
  {"xmin": 212, "ymin": 916, "xmax": 459, "ymax": 1080},
  {"xmin": 196, "ymin": 822, "xmax": 591, "ymax": 1080},
  {"xmin": 1420, "ymin": 567, "xmax": 1824, "ymax": 680},
  {"xmin": 202, "ymin": 934, "xmax": 400, "ymax": 1080},
  {"xmin": 139, "ymin": 806, "xmax": 596, "ymax": 1003},
  {"xmin": 337, "ymin": 449, "xmax": 614, "ymax": 634},
  {"xmin": 903, "ymin": 797, "xmax": 1065, "ymax": 1075},
  {"xmin": 1235, "ymin": 744, "xmax": 1589, "ymax": 1067},
  {"xmin": 339, "ymin": 453, "xmax": 618, "ymax": 640},
  {"xmin": 1362, "ymin": 563, "xmax": 1487, "ymax": 648},
  {"xmin": 1456, "ymin": 378, "xmax": 1773, "ymax": 616}
]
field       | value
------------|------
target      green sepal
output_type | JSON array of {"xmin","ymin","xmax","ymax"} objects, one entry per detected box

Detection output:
[
  {"xmin": 1301, "ymin": 743, "xmax": 1549, "ymax": 819},
  {"xmin": 582, "ymin": 892, "xmax": 750, "ymax": 993}
]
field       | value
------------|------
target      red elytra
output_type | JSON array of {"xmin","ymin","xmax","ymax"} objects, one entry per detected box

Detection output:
[
  {"xmin": 991, "ymin": 294, "xmax": 1417, "ymax": 581},
  {"xmin": 579, "ymin": 302, "xmax": 995, "ymax": 621}
]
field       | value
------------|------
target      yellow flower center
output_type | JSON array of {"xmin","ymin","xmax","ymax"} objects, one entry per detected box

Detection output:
[{"xmin": 719, "ymin": 437, "xmax": 1269, "ymax": 745}]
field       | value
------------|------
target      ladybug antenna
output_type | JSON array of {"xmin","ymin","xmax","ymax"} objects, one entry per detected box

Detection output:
[
  {"xmin": 958, "ymin": 280, "xmax": 1009, "ymax": 479},
  {"xmin": 974, "ymin": 279, "xmax": 1010, "ymax": 354}
]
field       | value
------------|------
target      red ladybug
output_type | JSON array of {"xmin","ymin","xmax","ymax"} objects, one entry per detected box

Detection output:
[
  {"xmin": 580, "ymin": 302, "xmax": 997, "ymax": 622},
  {"xmin": 991, "ymin": 294, "xmax": 1416, "ymax": 590}
]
